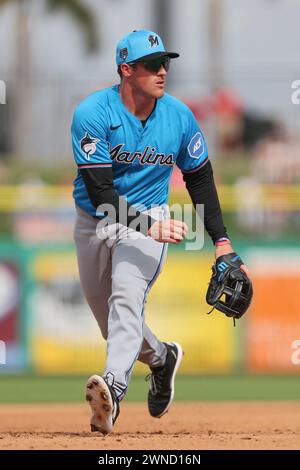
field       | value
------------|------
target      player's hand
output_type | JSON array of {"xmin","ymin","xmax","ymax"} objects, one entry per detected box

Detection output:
[
  {"xmin": 215, "ymin": 243, "xmax": 250, "ymax": 277},
  {"xmin": 206, "ymin": 251, "xmax": 253, "ymax": 321},
  {"xmin": 148, "ymin": 219, "xmax": 188, "ymax": 244}
]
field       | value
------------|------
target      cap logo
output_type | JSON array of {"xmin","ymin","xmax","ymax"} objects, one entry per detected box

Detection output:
[
  {"xmin": 148, "ymin": 35, "xmax": 159, "ymax": 47},
  {"xmin": 120, "ymin": 48, "xmax": 128, "ymax": 61}
]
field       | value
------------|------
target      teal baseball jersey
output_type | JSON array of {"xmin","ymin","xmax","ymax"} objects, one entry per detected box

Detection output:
[{"xmin": 71, "ymin": 85, "xmax": 209, "ymax": 216}]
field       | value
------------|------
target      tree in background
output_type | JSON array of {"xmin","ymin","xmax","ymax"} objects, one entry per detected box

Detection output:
[{"xmin": 0, "ymin": 0, "xmax": 99, "ymax": 157}]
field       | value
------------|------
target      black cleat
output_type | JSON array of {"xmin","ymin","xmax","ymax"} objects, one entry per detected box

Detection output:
[{"xmin": 147, "ymin": 342, "xmax": 183, "ymax": 418}]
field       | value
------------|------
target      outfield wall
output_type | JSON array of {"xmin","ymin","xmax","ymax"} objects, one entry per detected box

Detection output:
[{"xmin": 1, "ymin": 241, "xmax": 300, "ymax": 375}]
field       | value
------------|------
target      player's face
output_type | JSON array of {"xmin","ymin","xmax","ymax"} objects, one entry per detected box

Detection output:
[{"xmin": 129, "ymin": 57, "xmax": 170, "ymax": 99}]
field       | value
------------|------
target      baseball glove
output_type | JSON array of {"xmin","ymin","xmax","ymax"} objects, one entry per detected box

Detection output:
[{"xmin": 206, "ymin": 252, "xmax": 253, "ymax": 325}]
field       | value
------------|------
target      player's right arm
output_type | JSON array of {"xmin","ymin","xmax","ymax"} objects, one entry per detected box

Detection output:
[
  {"xmin": 71, "ymin": 100, "xmax": 186, "ymax": 243},
  {"xmin": 147, "ymin": 219, "xmax": 188, "ymax": 244}
]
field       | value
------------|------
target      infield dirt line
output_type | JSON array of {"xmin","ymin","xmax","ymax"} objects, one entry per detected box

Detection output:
[{"xmin": 0, "ymin": 401, "xmax": 299, "ymax": 449}]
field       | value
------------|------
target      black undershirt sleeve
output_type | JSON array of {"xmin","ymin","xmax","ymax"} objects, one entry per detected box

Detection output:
[
  {"xmin": 80, "ymin": 167, "xmax": 156, "ymax": 236},
  {"xmin": 182, "ymin": 160, "xmax": 229, "ymax": 244}
]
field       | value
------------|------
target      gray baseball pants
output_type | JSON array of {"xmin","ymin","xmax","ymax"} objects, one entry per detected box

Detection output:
[{"xmin": 73, "ymin": 205, "xmax": 168, "ymax": 401}]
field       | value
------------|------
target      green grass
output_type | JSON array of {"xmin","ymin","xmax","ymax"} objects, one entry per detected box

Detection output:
[{"xmin": 1, "ymin": 375, "xmax": 300, "ymax": 404}]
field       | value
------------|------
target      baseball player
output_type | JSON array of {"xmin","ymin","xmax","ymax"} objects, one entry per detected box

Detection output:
[{"xmin": 71, "ymin": 29, "xmax": 249, "ymax": 435}]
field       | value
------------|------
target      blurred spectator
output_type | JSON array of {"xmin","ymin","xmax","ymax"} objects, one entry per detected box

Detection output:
[
  {"xmin": 185, "ymin": 88, "xmax": 282, "ymax": 153},
  {"xmin": 241, "ymin": 113, "xmax": 283, "ymax": 152},
  {"xmin": 234, "ymin": 134, "xmax": 300, "ymax": 237},
  {"xmin": 252, "ymin": 137, "xmax": 300, "ymax": 184}
]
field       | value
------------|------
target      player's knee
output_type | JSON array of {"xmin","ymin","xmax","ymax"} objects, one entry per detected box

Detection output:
[{"xmin": 109, "ymin": 283, "xmax": 145, "ymax": 312}]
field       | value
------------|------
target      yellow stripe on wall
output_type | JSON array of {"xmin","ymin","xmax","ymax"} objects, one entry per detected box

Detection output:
[{"xmin": 30, "ymin": 251, "xmax": 236, "ymax": 375}]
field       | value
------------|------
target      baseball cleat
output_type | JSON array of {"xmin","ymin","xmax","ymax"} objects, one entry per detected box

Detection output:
[
  {"xmin": 146, "ymin": 342, "xmax": 183, "ymax": 418},
  {"xmin": 85, "ymin": 374, "xmax": 120, "ymax": 435}
]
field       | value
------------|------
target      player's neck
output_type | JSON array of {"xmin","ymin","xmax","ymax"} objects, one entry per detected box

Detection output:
[{"xmin": 119, "ymin": 83, "xmax": 156, "ymax": 121}]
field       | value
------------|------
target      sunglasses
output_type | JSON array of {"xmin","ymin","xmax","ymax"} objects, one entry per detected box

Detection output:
[{"xmin": 130, "ymin": 57, "xmax": 170, "ymax": 73}]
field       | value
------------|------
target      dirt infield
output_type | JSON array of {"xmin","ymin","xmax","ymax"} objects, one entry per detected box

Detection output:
[{"xmin": 0, "ymin": 402, "xmax": 299, "ymax": 450}]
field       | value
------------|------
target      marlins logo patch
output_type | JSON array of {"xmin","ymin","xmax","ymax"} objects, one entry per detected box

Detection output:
[
  {"xmin": 148, "ymin": 35, "xmax": 159, "ymax": 47},
  {"xmin": 80, "ymin": 132, "xmax": 100, "ymax": 160},
  {"xmin": 187, "ymin": 131, "xmax": 205, "ymax": 159}
]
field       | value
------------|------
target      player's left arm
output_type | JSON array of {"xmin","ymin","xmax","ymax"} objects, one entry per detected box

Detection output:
[
  {"xmin": 176, "ymin": 109, "xmax": 249, "ymax": 275},
  {"xmin": 182, "ymin": 163, "xmax": 249, "ymax": 275}
]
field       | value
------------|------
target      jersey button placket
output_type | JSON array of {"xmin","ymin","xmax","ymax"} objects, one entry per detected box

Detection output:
[
  {"xmin": 136, "ymin": 125, "xmax": 143, "ymax": 148},
  {"xmin": 134, "ymin": 126, "xmax": 144, "ymax": 167}
]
